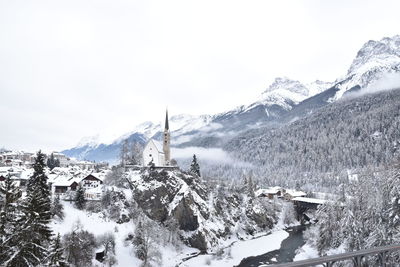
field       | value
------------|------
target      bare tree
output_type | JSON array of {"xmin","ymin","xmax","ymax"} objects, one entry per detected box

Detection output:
[
  {"xmin": 132, "ymin": 218, "xmax": 162, "ymax": 266},
  {"xmin": 98, "ymin": 232, "xmax": 117, "ymax": 267}
]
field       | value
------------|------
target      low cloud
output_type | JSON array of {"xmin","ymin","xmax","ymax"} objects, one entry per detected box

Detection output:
[
  {"xmin": 198, "ymin": 123, "xmax": 223, "ymax": 132},
  {"xmin": 345, "ymin": 72, "xmax": 400, "ymax": 99},
  {"xmin": 171, "ymin": 146, "xmax": 251, "ymax": 167}
]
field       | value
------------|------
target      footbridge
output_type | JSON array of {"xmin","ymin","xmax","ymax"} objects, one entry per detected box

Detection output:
[{"xmin": 265, "ymin": 244, "xmax": 400, "ymax": 267}]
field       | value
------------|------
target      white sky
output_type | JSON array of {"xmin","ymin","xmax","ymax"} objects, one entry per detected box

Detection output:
[{"xmin": 1, "ymin": 0, "xmax": 400, "ymax": 151}]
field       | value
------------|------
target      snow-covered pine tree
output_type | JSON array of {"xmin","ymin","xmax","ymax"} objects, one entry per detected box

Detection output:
[
  {"xmin": 0, "ymin": 174, "xmax": 20, "ymax": 234},
  {"xmin": 51, "ymin": 194, "xmax": 65, "ymax": 221},
  {"xmin": 189, "ymin": 154, "xmax": 201, "ymax": 177},
  {"xmin": 27, "ymin": 150, "xmax": 51, "ymax": 197},
  {"xmin": 241, "ymin": 173, "xmax": 255, "ymax": 198},
  {"xmin": 47, "ymin": 153, "xmax": 60, "ymax": 170},
  {"xmin": 74, "ymin": 186, "xmax": 86, "ymax": 210},
  {"xmin": 133, "ymin": 221, "xmax": 146, "ymax": 260},
  {"xmin": 0, "ymin": 175, "xmax": 21, "ymax": 264},
  {"xmin": 47, "ymin": 233, "xmax": 68, "ymax": 267},
  {"xmin": 1, "ymin": 151, "xmax": 53, "ymax": 266},
  {"xmin": 1, "ymin": 172, "xmax": 53, "ymax": 266},
  {"xmin": 387, "ymin": 165, "xmax": 400, "ymax": 240}
]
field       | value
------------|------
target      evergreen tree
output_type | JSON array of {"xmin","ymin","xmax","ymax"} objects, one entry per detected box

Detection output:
[
  {"xmin": 189, "ymin": 154, "xmax": 201, "ymax": 177},
  {"xmin": 1, "ymin": 151, "xmax": 53, "ymax": 266},
  {"xmin": 133, "ymin": 221, "xmax": 146, "ymax": 260},
  {"xmin": 75, "ymin": 186, "xmax": 86, "ymax": 210},
  {"xmin": 241, "ymin": 173, "xmax": 255, "ymax": 198},
  {"xmin": 1, "ymin": 181, "xmax": 53, "ymax": 266},
  {"xmin": 28, "ymin": 150, "xmax": 51, "ymax": 197},
  {"xmin": 51, "ymin": 194, "xmax": 65, "ymax": 221},
  {"xmin": 47, "ymin": 233, "xmax": 68, "ymax": 267},
  {"xmin": 0, "ymin": 175, "xmax": 21, "ymax": 264},
  {"xmin": 47, "ymin": 153, "xmax": 60, "ymax": 170},
  {"xmin": 0, "ymin": 175, "xmax": 20, "ymax": 234}
]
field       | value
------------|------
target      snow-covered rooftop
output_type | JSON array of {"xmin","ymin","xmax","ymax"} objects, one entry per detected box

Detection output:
[
  {"xmin": 255, "ymin": 186, "xmax": 282, "ymax": 196},
  {"xmin": 285, "ymin": 189, "xmax": 307, "ymax": 197}
]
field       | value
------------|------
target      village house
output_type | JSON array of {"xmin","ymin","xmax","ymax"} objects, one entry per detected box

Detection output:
[
  {"xmin": 49, "ymin": 170, "xmax": 105, "ymax": 201},
  {"xmin": 283, "ymin": 189, "xmax": 307, "ymax": 201},
  {"xmin": 53, "ymin": 180, "xmax": 79, "ymax": 194},
  {"xmin": 52, "ymin": 152, "xmax": 71, "ymax": 167},
  {"xmin": 0, "ymin": 166, "xmax": 32, "ymax": 187},
  {"xmin": 256, "ymin": 186, "xmax": 285, "ymax": 199},
  {"xmin": 81, "ymin": 174, "xmax": 103, "ymax": 190}
]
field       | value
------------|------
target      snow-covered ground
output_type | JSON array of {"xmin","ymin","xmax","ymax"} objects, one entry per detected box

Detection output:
[
  {"xmin": 51, "ymin": 200, "xmax": 293, "ymax": 267},
  {"xmin": 51, "ymin": 201, "xmax": 141, "ymax": 266},
  {"xmin": 51, "ymin": 201, "xmax": 198, "ymax": 267},
  {"xmin": 181, "ymin": 230, "xmax": 289, "ymax": 267},
  {"xmin": 293, "ymin": 244, "xmax": 318, "ymax": 261}
]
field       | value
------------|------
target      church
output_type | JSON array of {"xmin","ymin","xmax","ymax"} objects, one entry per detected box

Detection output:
[{"xmin": 142, "ymin": 110, "xmax": 171, "ymax": 167}]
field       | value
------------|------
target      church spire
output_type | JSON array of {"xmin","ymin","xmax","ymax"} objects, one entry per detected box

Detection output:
[
  {"xmin": 163, "ymin": 109, "xmax": 171, "ymax": 165},
  {"xmin": 165, "ymin": 109, "xmax": 169, "ymax": 131}
]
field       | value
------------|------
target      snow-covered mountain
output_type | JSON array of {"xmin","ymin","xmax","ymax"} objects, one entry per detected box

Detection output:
[
  {"xmin": 243, "ymin": 77, "xmax": 332, "ymax": 112},
  {"xmin": 333, "ymin": 35, "xmax": 400, "ymax": 100},
  {"xmin": 62, "ymin": 35, "xmax": 400, "ymax": 163}
]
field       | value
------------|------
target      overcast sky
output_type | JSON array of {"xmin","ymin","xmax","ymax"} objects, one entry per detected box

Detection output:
[{"xmin": 1, "ymin": 0, "xmax": 400, "ymax": 152}]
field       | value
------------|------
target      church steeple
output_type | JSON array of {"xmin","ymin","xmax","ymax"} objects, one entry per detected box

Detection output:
[
  {"xmin": 163, "ymin": 109, "xmax": 171, "ymax": 165},
  {"xmin": 165, "ymin": 109, "xmax": 169, "ymax": 131}
]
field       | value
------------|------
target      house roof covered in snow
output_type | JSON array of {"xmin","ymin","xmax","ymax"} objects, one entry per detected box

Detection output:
[{"xmin": 255, "ymin": 186, "xmax": 282, "ymax": 196}]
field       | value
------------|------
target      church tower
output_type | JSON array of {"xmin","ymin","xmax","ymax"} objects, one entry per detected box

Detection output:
[{"xmin": 163, "ymin": 109, "xmax": 171, "ymax": 165}]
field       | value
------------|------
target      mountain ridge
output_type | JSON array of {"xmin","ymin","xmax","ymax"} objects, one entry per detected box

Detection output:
[{"xmin": 62, "ymin": 35, "xmax": 400, "ymax": 163}]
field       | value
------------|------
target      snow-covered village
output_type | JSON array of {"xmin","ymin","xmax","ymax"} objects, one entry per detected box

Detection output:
[{"xmin": 2, "ymin": 1, "xmax": 400, "ymax": 267}]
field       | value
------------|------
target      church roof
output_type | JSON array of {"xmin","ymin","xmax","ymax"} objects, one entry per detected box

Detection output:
[{"xmin": 150, "ymin": 139, "xmax": 164, "ymax": 153}]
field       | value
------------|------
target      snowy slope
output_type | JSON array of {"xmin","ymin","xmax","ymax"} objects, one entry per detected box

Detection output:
[
  {"xmin": 245, "ymin": 77, "xmax": 332, "ymax": 112},
  {"xmin": 333, "ymin": 35, "xmax": 400, "ymax": 99}
]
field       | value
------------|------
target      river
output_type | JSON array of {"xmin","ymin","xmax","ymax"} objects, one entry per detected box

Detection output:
[{"xmin": 236, "ymin": 225, "xmax": 308, "ymax": 267}]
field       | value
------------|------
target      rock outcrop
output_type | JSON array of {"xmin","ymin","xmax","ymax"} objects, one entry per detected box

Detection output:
[{"xmin": 128, "ymin": 168, "xmax": 277, "ymax": 252}]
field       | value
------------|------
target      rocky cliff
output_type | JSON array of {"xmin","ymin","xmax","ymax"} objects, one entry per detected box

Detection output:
[{"xmin": 127, "ymin": 168, "xmax": 278, "ymax": 252}]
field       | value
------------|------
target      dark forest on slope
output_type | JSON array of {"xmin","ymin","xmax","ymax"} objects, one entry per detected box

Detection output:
[{"xmin": 225, "ymin": 88, "xmax": 400, "ymax": 188}]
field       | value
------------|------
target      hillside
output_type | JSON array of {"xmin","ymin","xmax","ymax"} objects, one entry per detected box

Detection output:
[
  {"xmin": 127, "ymin": 168, "xmax": 279, "ymax": 252},
  {"xmin": 225, "ymin": 88, "xmax": 400, "ymax": 184}
]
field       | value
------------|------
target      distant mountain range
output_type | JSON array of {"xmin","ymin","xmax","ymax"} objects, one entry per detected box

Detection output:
[{"xmin": 62, "ymin": 35, "xmax": 400, "ymax": 163}]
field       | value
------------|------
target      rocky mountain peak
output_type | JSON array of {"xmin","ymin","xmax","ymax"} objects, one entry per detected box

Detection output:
[
  {"xmin": 348, "ymin": 35, "xmax": 400, "ymax": 75},
  {"xmin": 263, "ymin": 77, "xmax": 309, "ymax": 96}
]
